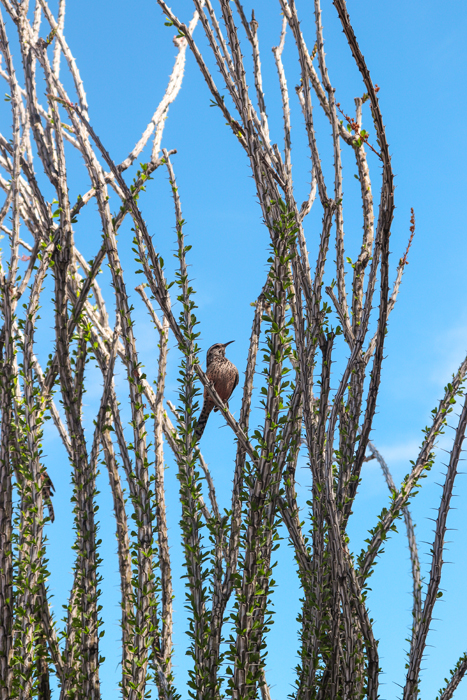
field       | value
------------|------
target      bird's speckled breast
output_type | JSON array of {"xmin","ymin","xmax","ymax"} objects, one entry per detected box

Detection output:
[{"xmin": 206, "ymin": 357, "xmax": 238, "ymax": 402}]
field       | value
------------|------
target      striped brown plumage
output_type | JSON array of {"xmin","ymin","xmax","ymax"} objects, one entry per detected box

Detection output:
[
  {"xmin": 194, "ymin": 341, "xmax": 238, "ymax": 442},
  {"xmin": 41, "ymin": 471, "xmax": 55, "ymax": 522}
]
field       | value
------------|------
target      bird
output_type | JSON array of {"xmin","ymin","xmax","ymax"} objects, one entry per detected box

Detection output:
[{"xmin": 194, "ymin": 341, "xmax": 239, "ymax": 442}]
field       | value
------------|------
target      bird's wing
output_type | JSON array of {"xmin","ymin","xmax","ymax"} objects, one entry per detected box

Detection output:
[{"xmin": 230, "ymin": 366, "xmax": 239, "ymax": 397}]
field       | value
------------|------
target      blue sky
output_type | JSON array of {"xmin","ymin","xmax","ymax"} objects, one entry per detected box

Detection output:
[{"xmin": 3, "ymin": 0, "xmax": 467, "ymax": 698}]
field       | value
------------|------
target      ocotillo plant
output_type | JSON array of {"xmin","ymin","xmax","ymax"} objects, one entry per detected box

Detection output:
[{"xmin": 0, "ymin": 1, "xmax": 465, "ymax": 700}]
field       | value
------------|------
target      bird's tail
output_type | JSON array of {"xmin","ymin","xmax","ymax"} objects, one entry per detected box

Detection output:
[
  {"xmin": 42, "ymin": 472, "xmax": 55, "ymax": 523},
  {"xmin": 194, "ymin": 400, "xmax": 214, "ymax": 442}
]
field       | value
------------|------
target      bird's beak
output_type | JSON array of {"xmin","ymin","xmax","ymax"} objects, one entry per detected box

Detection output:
[{"xmin": 223, "ymin": 340, "xmax": 235, "ymax": 347}]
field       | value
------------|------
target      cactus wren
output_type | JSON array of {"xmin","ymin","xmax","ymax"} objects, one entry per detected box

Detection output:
[{"xmin": 194, "ymin": 341, "xmax": 239, "ymax": 442}]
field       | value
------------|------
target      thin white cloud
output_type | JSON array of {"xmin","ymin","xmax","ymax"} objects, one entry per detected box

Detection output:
[
  {"xmin": 430, "ymin": 317, "xmax": 467, "ymax": 386},
  {"xmin": 369, "ymin": 439, "xmax": 421, "ymax": 467}
]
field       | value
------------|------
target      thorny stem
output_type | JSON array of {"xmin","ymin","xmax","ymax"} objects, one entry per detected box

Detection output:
[{"xmin": 0, "ymin": 2, "xmax": 464, "ymax": 700}]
